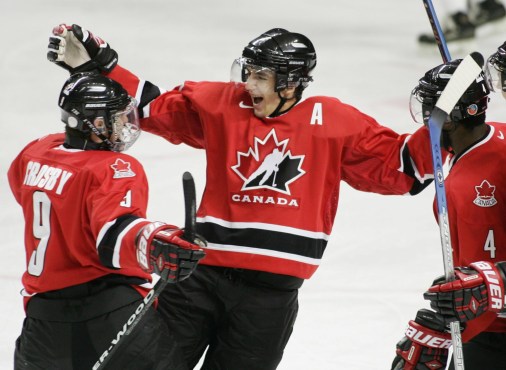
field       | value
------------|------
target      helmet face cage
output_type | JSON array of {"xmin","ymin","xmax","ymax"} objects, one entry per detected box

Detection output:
[
  {"xmin": 485, "ymin": 53, "xmax": 506, "ymax": 93},
  {"xmin": 59, "ymin": 73, "xmax": 140, "ymax": 152},
  {"xmin": 235, "ymin": 29, "xmax": 316, "ymax": 93},
  {"xmin": 108, "ymin": 98, "xmax": 140, "ymax": 152},
  {"xmin": 410, "ymin": 61, "xmax": 490, "ymax": 125}
]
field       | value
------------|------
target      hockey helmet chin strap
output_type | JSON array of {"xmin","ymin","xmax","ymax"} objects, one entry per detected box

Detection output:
[
  {"xmin": 66, "ymin": 108, "xmax": 115, "ymax": 150},
  {"xmin": 268, "ymin": 91, "xmax": 300, "ymax": 118}
]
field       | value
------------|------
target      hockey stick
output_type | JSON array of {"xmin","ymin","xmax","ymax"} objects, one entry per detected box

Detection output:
[
  {"xmin": 420, "ymin": 1, "xmax": 466, "ymax": 367},
  {"xmin": 92, "ymin": 171, "xmax": 197, "ymax": 370},
  {"xmin": 422, "ymin": 0, "xmax": 451, "ymax": 62},
  {"xmin": 426, "ymin": 51, "xmax": 484, "ymax": 370}
]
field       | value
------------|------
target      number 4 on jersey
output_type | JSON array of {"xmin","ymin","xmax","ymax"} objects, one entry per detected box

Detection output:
[{"xmin": 484, "ymin": 229, "xmax": 496, "ymax": 259}]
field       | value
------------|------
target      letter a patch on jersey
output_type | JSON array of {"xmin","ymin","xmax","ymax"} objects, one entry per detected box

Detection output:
[
  {"xmin": 231, "ymin": 129, "xmax": 305, "ymax": 195},
  {"xmin": 110, "ymin": 158, "xmax": 136, "ymax": 179},
  {"xmin": 473, "ymin": 180, "xmax": 497, "ymax": 207}
]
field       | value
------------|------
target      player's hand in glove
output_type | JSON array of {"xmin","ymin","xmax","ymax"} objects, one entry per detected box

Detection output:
[
  {"xmin": 136, "ymin": 222, "xmax": 206, "ymax": 283},
  {"xmin": 391, "ymin": 309, "xmax": 451, "ymax": 370},
  {"xmin": 47, "ymin": 24, "xmax": 118, "ymax": 74},
  {"xmin": 423, "ymin": 261, "xmax": 506, "ymax": 324}
]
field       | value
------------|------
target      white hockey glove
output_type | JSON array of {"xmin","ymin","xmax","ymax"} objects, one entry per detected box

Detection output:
[{"xmin": 47, "ymin": 24, "xmax": 118, "ymax": 74}]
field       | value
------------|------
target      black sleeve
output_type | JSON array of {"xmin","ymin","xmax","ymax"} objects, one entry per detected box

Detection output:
[
  {"xmin": 97, "ymin": 214, "xmax": 141, "ymax": 269},
  {"xmin": 138, "ymin": 80, "xmax": 161, "ymax": 118}
]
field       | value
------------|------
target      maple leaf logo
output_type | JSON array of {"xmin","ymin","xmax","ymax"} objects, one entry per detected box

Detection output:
[
  {"xmin": 475, "ymin": 180, "xmax": 495, "ymax": 198},
  {"xmin": 231, "ymin": 129, "xmax": 305, "ymax": 195},
  {"xmin": 473, "ymin": 179, "xmax": 497, "ymax": 207},
  {"xmin": 110, "ymin": 158, "xmax": 136, "ymax": 179}
]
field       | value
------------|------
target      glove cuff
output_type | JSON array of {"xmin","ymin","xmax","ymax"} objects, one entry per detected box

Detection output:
[
  {"xmin": 136, "ymin": 222, "xmax": 177, "ymax": 272},
  {"xmin": 405, "ymin": 320, "xmax": 452, "ymax": 349},
  {"xmin": 470, "ymin": 261, "xmax": 506, "ymax": 313}
]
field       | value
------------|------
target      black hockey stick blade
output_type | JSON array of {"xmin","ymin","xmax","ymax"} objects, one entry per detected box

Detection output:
[{"xmin": 182, "ymin": 171, "xmax": 197, "ymax": 242}]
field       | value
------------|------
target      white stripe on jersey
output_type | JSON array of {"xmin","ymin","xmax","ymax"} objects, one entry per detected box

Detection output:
[
  {"xmin": 197, "ymin": 215, "xmax": 330, "ymax": 240},
  {"xmin": 205, "ymin": 242, "xmax": 321, "ymax": 265}
]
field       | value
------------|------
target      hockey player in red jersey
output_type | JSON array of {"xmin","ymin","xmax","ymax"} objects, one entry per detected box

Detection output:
[
  {"xmin": 47, "ymin": 24, "xmax": 441, "ymax": 369},
  {"xmin": 392, "ymin": 47, "xmax": 506, "ymax": 369},
  {"xmin": 8, "ymin": 72, "xmax": 205, "ymax": 370}
]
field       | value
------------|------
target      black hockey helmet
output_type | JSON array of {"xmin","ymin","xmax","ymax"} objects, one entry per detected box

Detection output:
[
  {"xmin": 233, "ymin": 28, "xmax": 316, "ymax": 94},
  {"xmin": 410, "ymin": 58, "xmax": 490, "ymax": 125},
  {"xmin": 59, "ymin": 72, "xmax": 140, "ymax": 152},
  {"xmin": 485, "ymin": 40, "xmax": 506, "ymax": 93}
]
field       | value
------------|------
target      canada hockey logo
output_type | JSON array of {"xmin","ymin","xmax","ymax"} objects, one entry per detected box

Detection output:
[
  {"xmin": 110, "ymin": 158, "xmax": 136, "ymax": 179},
  {"xmin": 473, "ymin": 180, "xmax": 497, "ymax": 207},
  {"xmin": 231, "ymin": 129, "xmax": 305, "ymax": 195}
]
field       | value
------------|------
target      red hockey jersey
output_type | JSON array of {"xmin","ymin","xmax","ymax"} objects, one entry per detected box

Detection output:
[
  {"xmin": 8, "ymin": 134, "xmax": 153, "ymax": 307},
  {"xmin": 435, "ymin": 122, "xmax": 506, "ymax": 340},
  {"xmin": 109, "ymin": 66, "xmax": 436, "ymax": 279}
]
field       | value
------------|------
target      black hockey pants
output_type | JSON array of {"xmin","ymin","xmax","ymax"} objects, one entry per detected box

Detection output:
[
  {"xmin": 157, "ymin": 265, "xmax": 301, "ymax": 370},
  {"xmin": 448, "ymin": 332, "xmax": 506, "ymax": 370},
  {"xmin": 14, "ymin": 282, "xmax": 187, "ymax": 370}
]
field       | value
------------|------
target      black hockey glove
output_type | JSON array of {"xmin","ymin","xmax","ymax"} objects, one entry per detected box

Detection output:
[
  {"xmin": 47, "ymin": 24, "xmax": 118, "ymax": 74},
  {"xmin": 391, "ymin": 309, "xmax": 451, "ymax": 370},
  {"xmin": 424, "ymin": 261, "xmax": 506, "ymax": 325},
  {"xmin": 136, "ymin": 222, "xmax": 206, "ymax": 283}
]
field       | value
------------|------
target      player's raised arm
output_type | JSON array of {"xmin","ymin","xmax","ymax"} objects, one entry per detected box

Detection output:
[{"xmin": 47, "ymin": 23, "xmax": 118, "ymax": 74}]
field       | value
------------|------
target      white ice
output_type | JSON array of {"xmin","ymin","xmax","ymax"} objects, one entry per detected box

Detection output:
[{"xmin": 1, "ymin": 0, "xmax": 505, "ymax": 369}]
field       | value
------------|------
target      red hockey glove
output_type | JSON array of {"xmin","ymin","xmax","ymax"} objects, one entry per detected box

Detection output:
[
  {"xmin": 47, "ymin": 23, "xmax": 118, "ymax": 74},
  {"xmin": 391, "ymin": 309, "xmax": 451, "ymax": 370},
  {"xmin": 424, "ymin": 261, "xmax": 506, "ymax": 324},
  {"xmin": 136, "ymin": 222, "xmax": 206, "ymax": 283}
]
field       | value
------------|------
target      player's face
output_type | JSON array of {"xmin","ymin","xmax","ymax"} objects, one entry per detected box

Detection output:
[{"xmin": 244, "ymin": 67, "xmax": 285, "ymax": 118}]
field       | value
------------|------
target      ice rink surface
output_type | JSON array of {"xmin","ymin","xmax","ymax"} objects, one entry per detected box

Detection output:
[{"xmin": 1, "ymin": 0, "xmax": 505, "ymax": 368}]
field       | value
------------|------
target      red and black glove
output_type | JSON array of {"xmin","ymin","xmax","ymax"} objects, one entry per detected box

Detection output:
[
  {"xmin": 391, "ymin": 309, "xmax": 451, "ymax": 370},
  {"xmin": 47, "ymin": 23, "xmax": 118, "ymax": 74},
  {"xmin": 136, "ymin": 222, "xmax": 206, "ymax": 283},
  {"xmin": 424, "ymin": 261, "xmax": 506, "ymax": 324}
]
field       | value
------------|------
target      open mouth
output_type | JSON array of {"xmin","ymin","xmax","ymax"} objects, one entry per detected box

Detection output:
[{"xmin": 252, "ymin": 97, "xmax": 263, "ymax": 105}]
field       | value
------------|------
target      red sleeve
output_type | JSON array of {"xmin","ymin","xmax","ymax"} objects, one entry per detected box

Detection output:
[
  {"xmin": 89, "ymin": 154, "xmax": 151, "ymax": 273},
  {"xmin": 107, "ymin": 65, "xmax": 204, "ymax": 149},
  {"xmin": 340, "ymin": 109, "xmax": 435, "ymax": 195}
]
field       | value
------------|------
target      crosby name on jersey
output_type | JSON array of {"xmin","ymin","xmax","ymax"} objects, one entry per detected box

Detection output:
[{"xmin": 8, "ymin": 133, "xmax": 154, "ymax": 308}]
